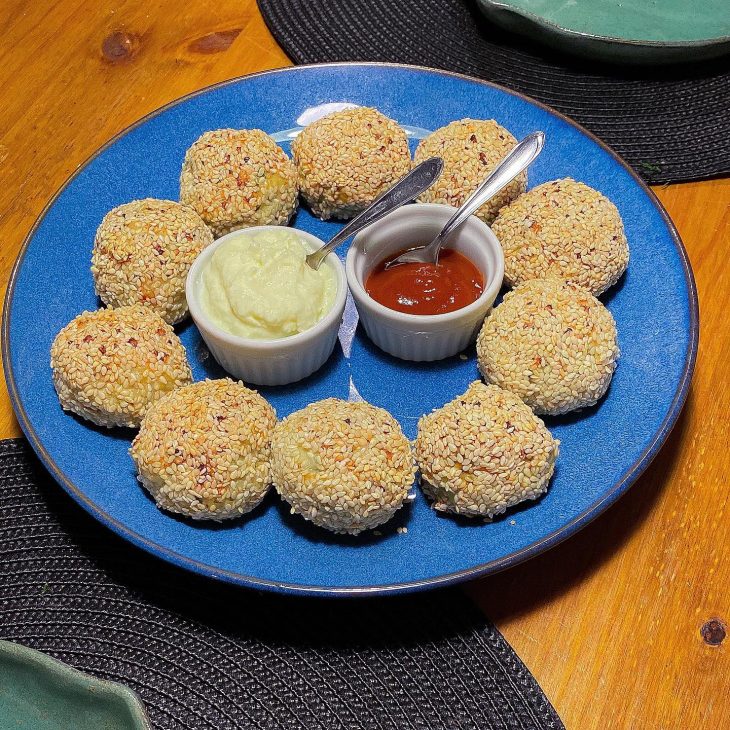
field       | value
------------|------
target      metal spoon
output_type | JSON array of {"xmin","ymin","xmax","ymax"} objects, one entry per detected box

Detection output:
[
  {"xmin": 383, "ymin": 131, "xmax": 545, "ymax": 269},
  {"xmin": 305, "ymin": 156, "xmax": 444, "ymax": 270}
]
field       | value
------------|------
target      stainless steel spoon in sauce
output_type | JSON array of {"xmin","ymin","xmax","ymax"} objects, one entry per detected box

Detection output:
[
  {"xmin": 383, "ymin": 131, "xmax": 545, "ymax": 270},
  {"xmin": 305, "ymin": 156, "xmax": 444, "ymax": 270}
]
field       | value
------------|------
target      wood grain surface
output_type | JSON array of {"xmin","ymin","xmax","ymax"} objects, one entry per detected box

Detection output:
[{"xmin": 0, "ymin": 2, "xmax": 727, "ymax": 727}]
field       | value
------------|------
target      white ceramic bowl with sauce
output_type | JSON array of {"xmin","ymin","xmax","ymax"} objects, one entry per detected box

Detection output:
[
  {"xmin": 186, "ymin": 226, "xmax": 347, "ymax": 386},
  {"xmin": 346, "ymin": 203, "xmax": 504, "ymax": 362}
]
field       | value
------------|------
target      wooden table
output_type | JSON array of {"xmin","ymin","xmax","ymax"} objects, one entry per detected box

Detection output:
[{"xmin": 1, "ymin": 2, "xmax": 727, "ymax": 727}]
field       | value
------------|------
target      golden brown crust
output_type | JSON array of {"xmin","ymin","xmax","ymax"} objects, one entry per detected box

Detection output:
[
  {"xmin": 477, "ymin": 278, "xmax": 619, "ymax": 415},
  {"xmin": 50, "ymin": 305, "xmax": 192, "ymax": 428},
  {"xmin": 292, "ymin": 107, "xmax": 411, "ymax": 220},
  {"xmin": 492, "ymin": 178, "xmax": 629, "ymax": 296},
  {"xmin": 271, "ymin": 398, "xmax": 415, "ymax": 534},
  {"xmin": 415, "ymin": 382, "xmax": 559, "ymax": 518},
  {"xmin": 91, "ymin": 198, "xmax": 213, "ymax": 324},
  {"xmin": 414, "ymin": 119, "xmax": 526, "ymax": 224},
  {"xmin": 180, "ymin": 129, "xmax": 298, "ymax": 236},
  {"xmin": 130, "ymin": 379, "xmax": 277, "ymax": 520}
]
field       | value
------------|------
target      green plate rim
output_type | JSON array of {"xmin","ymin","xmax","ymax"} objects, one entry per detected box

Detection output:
[
  {"xmin": 0, "ymin": 640, "xmax": 150, "ymax": 729},
  {"xmin": 479, "ymin": 0, "xmax": 730, "ymax": 48}
]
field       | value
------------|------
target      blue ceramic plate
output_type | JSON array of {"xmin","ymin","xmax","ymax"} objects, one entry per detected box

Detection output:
[{"xmin": 3, "ymin": 64, "xmax": 697, "ymax": 596}]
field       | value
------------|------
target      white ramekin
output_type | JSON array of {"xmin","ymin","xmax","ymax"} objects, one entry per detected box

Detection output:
[
  {"xmin": 186, "ymin": 226, "xmax": 347, "ymax": 386},
  {"xmin": 346, "ymin": 203, "xmax": 504, "ymax": 362}
]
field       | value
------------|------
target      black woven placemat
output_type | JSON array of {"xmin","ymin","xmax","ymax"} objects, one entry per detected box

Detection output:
[
  {"xmin": 257, "ymin": 0, "xmax": 730, "ymax": 185},
  {"xmin": 0, "ymin": 438, "xmax": 563, "ymax": 729}
]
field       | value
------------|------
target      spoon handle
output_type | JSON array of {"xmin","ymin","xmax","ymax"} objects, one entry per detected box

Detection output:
[
  {"xmin": 306, "ymin": 156, "xmax": 444, "ymax": 270},
  {"xmin": 430, "ymin": 131, "xmax": 545, "ymax": 259}
]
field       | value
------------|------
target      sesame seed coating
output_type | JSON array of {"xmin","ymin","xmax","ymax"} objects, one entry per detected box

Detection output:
[
  {"xmin": 91, "ymin": 198, "xmax": 214, "ymax": 324},
  {"xmin": 415, "ymin": 382, "xmax": 559, "ymax": 518},
  {"xmin": 130, "ymin": 379, "xmax": 277, "ymax": 520},
  {"xmin": 477, "ymin": 278, "xmax": 619, "ymax": 415},
  {"xmin": 291, "ymin": 107, "xmax": 412, "ymax": 220},
  {"xmin": 180, "ymin": 129, "xmax": 298, "ymax": 237},
  {"xmin": 270, "ymin": 399, "xmax": 416, "ymax": 534},
  {"xmin": 50, "ymin": 305, "xmax": 192, "ymax": 428},
  {"xmin": 492, "ymin": 178, "xmax": 629, "ymax": 296},
  {"xmin": 414, "ymin": 119, "xmax": 526, "ymax": 224}
]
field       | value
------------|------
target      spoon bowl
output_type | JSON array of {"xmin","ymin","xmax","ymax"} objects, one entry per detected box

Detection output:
[{"xmin": 384, "ymin": 131, "xmax": 545, "ymax": 269}]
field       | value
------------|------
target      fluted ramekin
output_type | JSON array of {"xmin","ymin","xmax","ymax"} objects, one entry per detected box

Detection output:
[
  {"xmin": 346, "ymin": 204, "xmax": 504, "ymax": 362},
  {"xmin": 186, "ymin": 226, "xmax": 347, "ymax": 386}
]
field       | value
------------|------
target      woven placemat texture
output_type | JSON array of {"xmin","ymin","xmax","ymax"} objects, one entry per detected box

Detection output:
[
  {"xmin": 0, "ymin": 439, "xmax": 563, "ymax": 730},
  {"xmin": 257, "ymin": 0, "xmax": 730, "ymax": 185}
]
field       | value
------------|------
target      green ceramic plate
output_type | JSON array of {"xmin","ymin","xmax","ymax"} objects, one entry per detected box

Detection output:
[
  {"xmin": 0, "ymin": 641, "xmax": 150, "ymax": 730},
  {"xmin": 477, "ymin": 0, "xmax": 730, "ymax": 63}
]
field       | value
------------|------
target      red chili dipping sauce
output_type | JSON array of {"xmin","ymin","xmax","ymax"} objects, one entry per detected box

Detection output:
[{"xmin": 365, "ymin": 249, "xmax": 484, "ymax": 315}]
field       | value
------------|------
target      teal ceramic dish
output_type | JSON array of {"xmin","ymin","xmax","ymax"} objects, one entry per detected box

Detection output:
[
  {"xmin": 0, "ymin": 640, "xmax": 150, "ymax": 730},
  {"xmin": 477, "ymin": 0, "xmax": 730, "ymax": 63}
]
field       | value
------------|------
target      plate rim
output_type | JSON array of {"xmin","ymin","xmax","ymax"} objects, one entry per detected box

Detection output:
[
  {"xmin": 478, "ymin": 0, "xmax": 730, "ymax": 49},
  {"xmin": 0, "ymin": 639, "xmax": 151, "ymax": 729},
  {"xmin": 1, "ymin": 62, "xmax": 699, "ymax": 597}
]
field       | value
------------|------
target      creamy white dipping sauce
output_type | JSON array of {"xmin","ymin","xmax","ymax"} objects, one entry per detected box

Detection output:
[{"xmin": 199, "ymin": 229, "xmax": 337, "ymax": 340}]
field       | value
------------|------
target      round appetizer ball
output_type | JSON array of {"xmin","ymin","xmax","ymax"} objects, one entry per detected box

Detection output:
[
  {"xmin": 492, "ymin": 178, "xmax": 629, "ymax": 296},
  {"xmin": 291, "ymin": 107, "xmax": 412, "ymax": 220},
  {"xmin": 477, "ymin": 278, "xmax": 619, "ymax": 415},
  {"xmin": 91, "ymin": 198, "xmax": 214, "ymax": 325},
  {"xmin": 179, "ymin": 128, "xmax": 298, "ymax": 237},
  {"xmin": 416, "ymin": 382, "xmax": 559, "ymax": 518},
  {"xmin": 130, "ymin": 379, "xmax": 277, "ymax": 521},
  {"xmin": 50, "ymin": 305, "xmax": 192, "ymax": 428},
  {"xmin": 271, "ymin": 399, "xmax": 416, "ymax": 535},
  {"xmin": 414, "ymin": 119, "xmax": 526, "ymax": 224}
]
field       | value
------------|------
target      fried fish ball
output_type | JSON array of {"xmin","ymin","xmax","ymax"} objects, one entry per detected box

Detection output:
[
  {"xmin": 180, "ymin": 128, "xmax": 298, "ymax": 236},
  {"xmin": 292, "ymin": 107, "xmax": 411, "ymax": 220},
  {"xmin": 271, "ymin": 399, "xmax": 416, "ymax": 534},
  {"xmin": 414, "ymin": 119, "xmax": 525, "ymax": 224},
  {"xmin": 50, "ymin": 305, "xmax": 192, "ymax": 428},
  {"xmin": 492, "ymin": 178, "xmax": 629, "ymax": 296},
  {"xmin": 477, "ymin": 278, "xmax": 619, "ymax": 415},
  {"xmin": 415, "ymin": 382, "xmax": 559, "ymax": 518},
  {"xmin": 91, "ymin": 198, "xmax": 213, "ymax": 324},
  {"xmin": 131, "ymin": 379, "xmax": 277, "ymax": 520}
]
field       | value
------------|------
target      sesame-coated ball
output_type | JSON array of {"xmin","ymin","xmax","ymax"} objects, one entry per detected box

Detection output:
[
  {"xmin": 415, "ymin": 382, "xmax": 559, "ymax": 518},
  {"xmin": 50, "ymin": 305, "xmax": 192, "ymax": 428},
  {"xmin": 414, "ymin": 119, "xmax": 526, "ymax": 224},
  {"xmin": 91, "ymin": 198, "xmax": 214, "ymax": 324},
  {"xmin": 180, "ymin": 129, "xmax": 298, "ymax": 237},
  {"xmin": 130, "ymin": 379, "xmax": 277, "ymax": 520},
  {"xmin": 477, "ymin": 278, "xmax": 619, "ymax": 415},
  {"xmin": 271, "ymin": 399, "xmax": 416, "ymax": 534},
  {"xmin": 492, "ymin": 178, "xmax": 629, "ymax": 296},
  {"xmin": 291, "ymin": 107, "xmax": 412, "ymax": 220}
]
